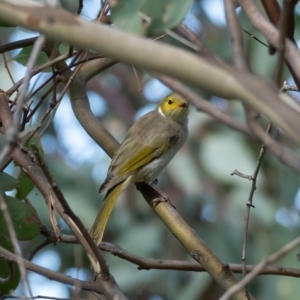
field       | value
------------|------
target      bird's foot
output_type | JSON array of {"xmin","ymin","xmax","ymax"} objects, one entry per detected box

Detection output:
[
  {"xmin": 151, "ymin": 196, "xmax": 176, "ymax": 209},
  {"xmin": 151, "ymin": 178, "xmax": 158, "ymax": 185}
]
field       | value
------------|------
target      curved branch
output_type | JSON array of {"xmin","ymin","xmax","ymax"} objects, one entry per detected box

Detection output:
[
  {"xmin": 240, "ymin": 0, "xmax": 300, "ymax": 89},
  {"xmin": 0, "ymin": 3, "xmax": 300, "ymax": 146},
  {"xmin": 34, "ymin": 228, "xmax": 300, "ymax": 279},
  {"xmin": 0, "ymin": 245, "xmax": 125, "ymax": 299},
  {"xmin": 0, "ymin": 95, "xmax": 126, "ymax": 300}
]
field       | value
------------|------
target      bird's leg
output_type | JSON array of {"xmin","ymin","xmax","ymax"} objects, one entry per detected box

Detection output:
[
  {"xmin": 149, "ymin": 183, "xmax": 176, "ymax": 209},
  {"xmin": 151, "ymin": 178, "xmax": 158, "ymax": 185}
]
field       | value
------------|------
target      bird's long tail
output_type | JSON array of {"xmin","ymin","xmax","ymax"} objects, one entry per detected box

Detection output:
[{"xmin": 90, "ymin": 182, "xmax": 125, "ymax": 245}]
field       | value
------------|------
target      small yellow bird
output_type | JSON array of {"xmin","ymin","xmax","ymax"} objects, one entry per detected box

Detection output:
[{"xmin": 90, "ymin": 94, "xmax": 189, "ymax": 245}]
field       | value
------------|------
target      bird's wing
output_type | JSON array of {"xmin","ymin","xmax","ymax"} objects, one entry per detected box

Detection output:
[{"xmin": 99, "ymin": 112, "xmax": 178, "ymax": 193}]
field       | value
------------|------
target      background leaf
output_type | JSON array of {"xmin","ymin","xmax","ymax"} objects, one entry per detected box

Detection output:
[
  {"xmin": 0, "ymin": 173, "xmax": 19, "ymax": 192},
  {"xmin": 16, "ymin": 135, "xmax": 44, "ymax": 200},
  {"xmin": 12, "ymin": 44, "xmax": 69, "ymax": 71},
  {"xmin": 111, "ymin": 0, "xmax": 147, "ymax": 35},
  {"xmin": 0, "ymin": 196, "xmax": 39, "ymax": 241},
  {"xmin": 0, "ymin": 233, "xmax": 20, "ymax": 296},
  {"xmin": 142, "ymin": 0, "xmax": 193, "ymax": 35}
]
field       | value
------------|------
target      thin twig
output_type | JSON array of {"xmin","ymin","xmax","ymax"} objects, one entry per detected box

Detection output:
[
  {"xmin": 0, "ymin": 193, "xmax": 33, "ymax": 298},
  {"xmin": 0, "ymin": 245, "xmax": 127, "ymax": 299},
  {"xmin": 220, "ymin": 235, "xmax": 300, "ymax": 300},
  {"xmin": 132, "ymin": 66, "xmax": 142, "ymax": 93},
  {"xmin": 30, "ymin": 145, "xmax": 110, "ymax": 278},
  {"xmin": 241, "ymin": 124, "xmax": 272, "ymax": 294},
  {"xmin": 224, "ymin": 0, "xmax": 248, "ymax": 70},
  {"xmin": 7, "ymin": 52, "xmax": 73, "ymax": 96},
  {"xmin": 280, "ymin": 81, "xmax": 299, "ymax": 92},
  {"xmin": 273, "ymin": 0, "xmax": 293, "ymax": 86},
  {"xmin": 2, "ymin": 52, "xmax": 16, "ymax": 86}
]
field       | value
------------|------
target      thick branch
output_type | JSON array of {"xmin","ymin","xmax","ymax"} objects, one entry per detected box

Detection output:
[{"xmin": 0, "ymin": 2, "xmax": 300, "ymax": 146}]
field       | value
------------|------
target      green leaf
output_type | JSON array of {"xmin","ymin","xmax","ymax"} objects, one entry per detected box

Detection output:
[
  {"xmin": 0, "ymin": 20, "xmax": 15, "ymax": 27},
  {"xmin": 15, "ymin": 171, "xmax": 34, "ymax": 201},
  {"xmin": 60, "ymin": 0, "xmax": 79, "ymax": 13},
  {"xmin": 26, "ymin": 134, "xmax": 44, "ymax": 158},
  {"xmin": 111, "ymin": 0, "xmax": 148, "ymax": 35},
  {"xmin": 142, "ymin": 0, "xmax": 193, "ymax": 35},
  {"xmin": 0, "ymin": 173, "xmax": 19, "ymax": 192},
  {"xmin": 16, "ymin": 135, "xmax": 44, "ymax": 200},
  {"xmin": 13, "ymin": 46, "xmax": 49, "ymax": 68},
  {"xmin": 0, "ymin": 233, "xmax": 20, "ymax": 296},
  {"xmin": 0, "ymin": 195, "xmax": 39, "ymax": 241},
  {"xmin": 12, "ymin": 43, "xmax": 69, "ymax": 71}
]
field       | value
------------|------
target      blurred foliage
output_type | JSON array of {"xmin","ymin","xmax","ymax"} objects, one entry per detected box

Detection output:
[
  {"xmin": 0, "ymin": 233, "xmax": 20, "ymax": 295},
  {"xmin": 1, "ymin": 0, "xmax": 300, "ymax": 299}
]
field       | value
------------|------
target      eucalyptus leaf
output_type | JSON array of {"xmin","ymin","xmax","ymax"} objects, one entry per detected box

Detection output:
[
  {"xmin": 15, "ymin": 171, "xmax": 34, "ymax": 200},
  {"xmin": 60, "ymin": 0, "xmax": 79, "ymax": 13},
  {"xmin": 0, "ymin": 20, "xmax": 15, "ymax": 27},
  {"xmin": 16, "ymin": 135, "xmax": 44, "ymax": 200},
  {"xmin": 0, "ymin": 233, "xmax": 20, "ymax": 295},
  {"xmin": 142, "ymin": 0, "xmax": 193, "ymax": 35},
  {"xmin": 0, "ymin": 196, "xmax": 39, "ymax": 241},
  {"xmin": 111, "ymin": 0, "xmax": 147, "ymax": 35},
  {"xmin": 0, "ymin": 173, "xmax": 19, "ymax": 192},
  {"xmin": 13, "ymin": 46, "xmax": 49, "ymax": 68},
  {"xmin": 12, "ymin": 43, "xmax": 69, "ymax": 71}
]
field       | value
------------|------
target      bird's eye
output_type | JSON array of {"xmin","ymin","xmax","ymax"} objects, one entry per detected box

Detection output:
[{"xmin": 168, "ymin": 99, "xmax": 173, "ymax": 105}]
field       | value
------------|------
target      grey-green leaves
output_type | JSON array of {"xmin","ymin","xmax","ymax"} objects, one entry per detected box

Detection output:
[{"xmin": 110, "ymin": 0, "xmax": 193, "ymax": 35}]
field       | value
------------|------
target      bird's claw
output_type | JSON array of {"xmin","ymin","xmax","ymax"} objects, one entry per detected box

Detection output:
[
  {"xmin": 152, "ymin": 179, "xmax": 158, "ymax": 185},
  {"xmin": 151, "ymin": 197, "xmax": 176, "ymax": 209}
]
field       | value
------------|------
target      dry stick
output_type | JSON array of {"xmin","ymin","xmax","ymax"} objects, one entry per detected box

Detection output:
[
  {"xmin": 273, "ymin": 0, "xmax": 293, "ymax": 87},
  {"xmin": 241, "ymin": 29, "xmax": 271, "ymax": 49},
  {"xmin": 28, "ymin": 239, "xmax": 52, "ymax": 261},
  {"xmin": 20, "ymin": 219, "xmax": 300, "ymax": 279},
  {"xmin": 2, "ymin": 4, "xmax": 300, "ymax": 147},
  {"xmin": 0, "ymin": 193, "xmax": 33, "ymax": 298},
  {"xmin": 7, "ymin": 52, "xmax": 72, "ymax": 96},
  {"xmin": 224, "ymin": 1, "xmax": 252, "ymax": 298},
  {"xmin": 12, "ymin": 36, "xmax": 46, "ymax": 127},
  {"xmin": 99, "ymin": 242, "xmax": 300, "ymax": 277},
  {"xmin": 224, "ymin": 0, "xmax": 248, "ymax": 71},
  {"xmin": 26, "ymin": 84, "xmax": 54, "ymax": 122},
  {"xmin": 2, "ymin": 296, "xmax": 87, "ymax": 300},
  {"xmin": 234, "ymin": 125, "xmax": 272, "ymax": 275},
  {"xmin": 0, "ymin": 37, "xmax": 46, "ymax": 164},
  {"xmin": 0, "ymin": 98, "xmax": 126, "ymax": 300},
  {"xmin": 2, "ymin": 52, "xmax": 16, "ymax": 86},
  {"xmin": 0, "ymin": 37, "xmax": 37, "ymax": 54},
  {"xmin": 246, "ymin": 111, "xmax": 300, "ymax": 170},
  {"xmin": 239, "ymin": 0, "xmax": 300, "ymax": 90},
  {"xmin": 280, "ymin": 81, "xmax": 299, "ymax": 92},
  {"xmin": 33, "ymin": 228, "xmax": 300, "ymax": 277},
  {"xmin": 220, "ymin": 235, "xmax": 300, "ymax": 300},
  {"xmin": 0, "ymin": 245, "xmax": 106, "ymax": 295},
  {"xmin": 175, "ymin": 24, "xmax": 216, "ymax": 59},
  {"xmin": 0, "ymin": 94, "xmax": 59, "ymax": 173},
  {"xmin": 31, "ymin": 225, "xmax": 300, "ymax": 278},
  {"xmin": 132, "ymin": 66, "xmax": 142, "ymax": 93},
  {"xmin": 30, "ymin": 145, "xmax": 109, "ymax": 277}
]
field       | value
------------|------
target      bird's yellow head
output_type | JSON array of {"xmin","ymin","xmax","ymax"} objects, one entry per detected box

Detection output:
[{"xmin": 158, "ymin": 94, "xmax": 189, "ymax": 122}]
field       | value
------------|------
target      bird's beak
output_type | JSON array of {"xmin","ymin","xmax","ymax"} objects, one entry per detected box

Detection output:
[{"xmin": 178, "ymin": 101, "xmax": 189, "ymax": 108}]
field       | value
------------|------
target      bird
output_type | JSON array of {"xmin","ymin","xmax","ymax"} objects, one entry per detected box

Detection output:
[{"xmin": 90, "ymin": 93, "xmax": 189, "ymax": 245}]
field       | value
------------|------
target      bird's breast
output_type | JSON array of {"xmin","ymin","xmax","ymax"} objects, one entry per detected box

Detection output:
[{"xmin": 132, "ymin": 137, "xmax": 185, "ymax": 183}]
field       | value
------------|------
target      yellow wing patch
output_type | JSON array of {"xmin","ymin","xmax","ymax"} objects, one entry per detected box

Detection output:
[{"xmin": 119, "ymin": 143, "xmax": 168, "ymax": 176}]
